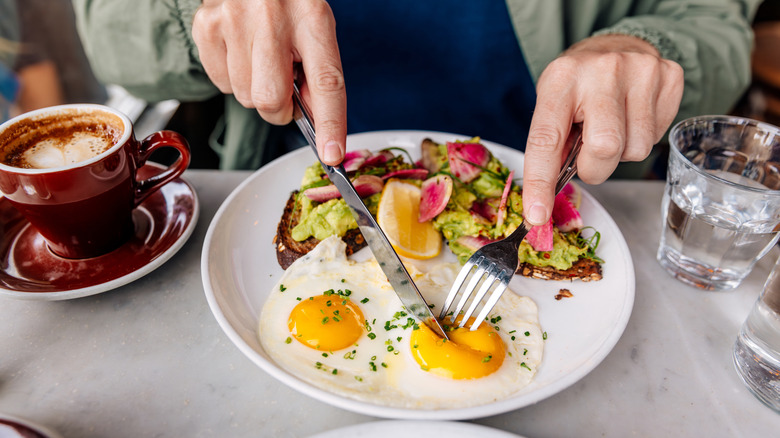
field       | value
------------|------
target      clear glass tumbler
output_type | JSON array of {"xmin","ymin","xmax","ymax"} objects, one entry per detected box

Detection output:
[
  {"xmin": 657, "ymin": 116, "xmax": 780, "ymax": 291},
  {"xmin": 733, "ymin": 254, "xmax": 780, "ymax": 412}
]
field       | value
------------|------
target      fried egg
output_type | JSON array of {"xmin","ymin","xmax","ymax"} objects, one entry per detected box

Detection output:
[{"xmin": 258, "ymin": 236, "xmax": 543, "ymax": 409}]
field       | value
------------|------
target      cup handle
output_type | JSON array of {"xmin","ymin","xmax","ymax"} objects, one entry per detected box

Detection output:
[{"xmin": 134, "ymin": 131, "xmax": 191, "ymax": 205}]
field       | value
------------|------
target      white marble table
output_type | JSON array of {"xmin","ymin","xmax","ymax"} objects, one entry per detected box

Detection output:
[{"xmin": 1, "ymin": 172, "xmax": 779, "ymax": 438}]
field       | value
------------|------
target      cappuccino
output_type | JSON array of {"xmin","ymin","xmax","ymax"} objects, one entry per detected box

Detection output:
[{"xmin": 0, "ymin": 109, "xmax": 123, "ymax": 169}]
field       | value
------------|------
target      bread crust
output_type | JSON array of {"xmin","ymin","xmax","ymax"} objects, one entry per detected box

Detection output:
[{"xmin": 517, "ymin": 257, "xmax": 602, "ymax": 282}]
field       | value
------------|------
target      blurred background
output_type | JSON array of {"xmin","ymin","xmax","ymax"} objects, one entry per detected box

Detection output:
[{"xmin": 0, "ymin": 0, "xmax": 778, "ymax": 174}]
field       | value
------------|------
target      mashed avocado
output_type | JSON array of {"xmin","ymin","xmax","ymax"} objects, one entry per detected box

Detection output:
[
  {"xmin": 431, "ymin": 139, "xmax": 592, "ymax": 271},
  {"xmin": 448, "ymin": 228, "xmax": 589, "ymax": 269},
  {"xmin": 292, "ymin": 193, "xmax": 381, "ymax": 241}
]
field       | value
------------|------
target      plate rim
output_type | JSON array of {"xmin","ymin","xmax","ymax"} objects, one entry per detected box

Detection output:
[{"xmin": 201, "ymin": 130, "xmax": 635, "ymax": 420}]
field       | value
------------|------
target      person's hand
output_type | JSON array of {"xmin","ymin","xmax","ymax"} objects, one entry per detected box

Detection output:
[
  {"xmin": 192, "ymin": 0, "xmax": 347, "ymax": 165},
  {"xmin": 521, "ymin": 34, "xmax": 684, "ymax": 225}
]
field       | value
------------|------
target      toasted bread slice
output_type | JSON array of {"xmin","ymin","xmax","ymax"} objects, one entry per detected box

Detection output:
[
  {"xmin": 275, "ymin": 191, "xmax": 601, "ymax": 281},
  {"xmin": 274, "ymin": 191, "xmax": 366, "ymax": 270},
  {"xmin": 518, "ymin": 257, "xmax": 602, "ymax": 281}
]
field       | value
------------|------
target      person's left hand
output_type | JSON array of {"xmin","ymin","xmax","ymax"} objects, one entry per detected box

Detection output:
[{"xmin": 520, "ymin": 34, "xmax": 684, "ymax": 226}]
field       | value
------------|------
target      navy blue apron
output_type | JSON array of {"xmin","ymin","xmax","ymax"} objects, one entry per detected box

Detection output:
[{"xmin": 328, "ymin": 1, "xmax": 537, "ymax": 150}]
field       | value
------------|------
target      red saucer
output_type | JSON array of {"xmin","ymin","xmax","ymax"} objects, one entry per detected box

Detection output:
[{"xmin": 0, "ymin": 164, "xmax": 198, "ymax": 299}]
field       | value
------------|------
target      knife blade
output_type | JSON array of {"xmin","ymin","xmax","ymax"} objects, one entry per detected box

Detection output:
[{"xmin": 291, "ymin": 82, "xmax": 449, "ymax": 340}]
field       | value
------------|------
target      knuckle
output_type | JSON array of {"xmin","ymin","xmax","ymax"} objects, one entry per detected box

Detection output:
[
  {"xmin": 299, "ymin": 0, "xmax": 335, "ymax": 22},
  {"xmin": 622, "ymin": 141, "xmax": 653, "ymax": 161},
  {"xmin": 253, "ymin": 92, "xmax": 287, "ymax": 115},
  {"xmin": 310, "ymin": 65, "xmax": 345, "ymax": 94},
  {"xmin": 313, "ymin": 118, "xmax": 342, "ymax": 134},
  {"xmin": 540, "ymin": 57, "xmax": 578, "ymax": 84},
  {"xmin": 587, "ymin": 130, "xmax": 623, "ymax": 160},
  {"xmin": 526, "ymin": 126, "xmax": 564, "ymax": 151}
]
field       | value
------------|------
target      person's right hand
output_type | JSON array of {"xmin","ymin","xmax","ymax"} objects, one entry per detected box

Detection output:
[{"xmin": 192, "ymin": 0, "xmax": 347, "ymax": 165}]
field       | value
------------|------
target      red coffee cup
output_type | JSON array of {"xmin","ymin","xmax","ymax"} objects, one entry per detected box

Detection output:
[{"xmin": 0, "ymin": 104, "xmax": 191, "ymax": 259}]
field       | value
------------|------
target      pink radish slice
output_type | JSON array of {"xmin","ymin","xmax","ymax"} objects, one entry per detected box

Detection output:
[
  {"xmin": 363, "ymin": 150, "xmax": 395, "ymax": 167},
  {"xmin": 552, "ymin": 192, "xmax": 584, "ymax": 232},
  {"xmin": 559, "ymin": 182, "xmax": 582, "ymax": 208},
  {"xmin": 421, "ymin": 139, "xmax": 443, "ymax": 172},
  {"xmin": 470, "ymin": 198, "xmax": 498, "ymax": 223},
  {"xmin": 381, "ymin": 168, "xmax": 429, "ymax": 180},
  {"xmin": 419, "ymin": 174, "xmax": 453, "ymax": 223},
  {"xmin": 343, "ymin": 150, "xmax": 372, "ymax": 172},
  {"xmin": 495, "ymin": 170, "xmax": 514, "ymax": 229},
  {"xmin": 303, "ymin": 175, "xmax": 384, "ymax": 202},
  {"xmin": 454, "ymin": 235, "xmax": 498, "ymax": 251},
  {"xmin": 524, "ymin": 218, "xmax": 554, "ymax": 252},
  {"xmin": 446, "ymin": 142, "xmax": 490, "ymax": 183}
]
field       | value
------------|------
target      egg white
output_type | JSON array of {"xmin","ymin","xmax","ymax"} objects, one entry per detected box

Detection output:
[{"xmin": 258, "ymin": 236, "xmax": 544, "ymax": 409}]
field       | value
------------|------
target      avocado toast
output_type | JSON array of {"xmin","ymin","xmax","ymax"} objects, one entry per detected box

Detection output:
[{"xmin": 274, "ymin": 138, "xmax": 602, "ymax": 281}]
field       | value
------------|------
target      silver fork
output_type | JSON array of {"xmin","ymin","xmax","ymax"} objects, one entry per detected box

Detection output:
[{"xmin": 439, "ymin": 124, "xmax": 583, "ymax": 330}]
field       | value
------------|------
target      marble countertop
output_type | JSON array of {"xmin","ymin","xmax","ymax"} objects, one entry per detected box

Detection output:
[{"xmin": 1, "ymin": 171, "xmax": 779, "ymax": 437}]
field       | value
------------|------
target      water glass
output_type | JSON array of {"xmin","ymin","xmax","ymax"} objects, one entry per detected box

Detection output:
[
  {"xmin": 657, "ymin": 116, "xmax": 780, "ymax": 291},
  {"xmin": 733, "ymin": 254, "xmax": 780, "ymax": 412}
]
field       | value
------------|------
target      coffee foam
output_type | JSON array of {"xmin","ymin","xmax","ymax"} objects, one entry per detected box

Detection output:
[{"xmin": 0, "ymin": 108, "xmax": 124, "ymax": 169}]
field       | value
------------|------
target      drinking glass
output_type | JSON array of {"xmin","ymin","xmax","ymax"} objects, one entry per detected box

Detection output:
[
  {"xmin": 734, "ymin": 254, "xmax": 780, "ymax": 412},
  {"xmin": 657, "ymin": 116, "xmax": 780, "ymax": 291}
]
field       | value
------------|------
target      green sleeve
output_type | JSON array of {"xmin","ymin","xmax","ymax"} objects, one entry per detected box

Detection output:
[
  {"xmin": 0, "ymin": 0, "xmax": 19, "ymax": 68},
  {"xmin": 591, "ymin": 0, "xmax": 762, "ymax": 120},
  {"xmin": 72, "ymin": 0, "xmax": 218, "ymax": 103}
]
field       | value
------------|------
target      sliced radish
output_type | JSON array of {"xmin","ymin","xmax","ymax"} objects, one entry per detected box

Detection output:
[
  {"xmin": 352, "ymin": 175, "xmax": 385, "ymax": 198},
  {"xmin": 552, "ymin": 192, "xmax": 584, "ymax": 232},
  {"xmin": 303, "ymin": 175, "xmax": 384, "ymax": 202},
  {"xmin": 343, "ymin": 149, "xmax": 372, "ymax": 172},
  {"xmin": 469, "ymin": 209, "xmax": 494, "ymax": 226},
  {"xmin": 381, "ymin": 168, "xmax": 429, "ymax": 180},
  {"xmin": 363, "ymin": 150, "xmax": 395, "ymax": 167},
  {"xmin": 524, "ymin": 218, "xmax": 554, "ymax": 252},
  {"xmin": 421, "ymin": 138, "xmax": 443, "ymax": 173},
  {"xmin": 454, "ymin": 235, "xmax": 497, "ymax": 251},
  {"xmin": 495, "ymin": 170, "xmax": 514, "ymax": 229},
  {"xmin": 302, "ymin": 185, "xmax": 340, "ymax": 202},
  {"xmin": 418, "ymin": 174, "xmax": 453, "ymax": 223},
  {"xmin": 446, "ymin": 142, "xmax": 490, "ymax": 183},
  {"xmin": 470, "ymin": 198, "xmax": 498, "ymax": 223},
  {"xmin": 559, "ymin": 182, "xmax": 582, "ymax": 208}
]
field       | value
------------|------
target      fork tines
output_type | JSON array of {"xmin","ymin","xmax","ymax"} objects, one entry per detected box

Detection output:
[{"xmin": 439, "ymin": 258, "xmax": 511, "ymax": 331}]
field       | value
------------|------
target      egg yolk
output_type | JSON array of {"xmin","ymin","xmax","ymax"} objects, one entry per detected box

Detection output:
[
  {"xmin": 410, "ymin": 316, "xmax": 506, "ymax": 379},
  {"xmin": 288, "ymin": 294, "xmax": 365, "ymax": 351}
]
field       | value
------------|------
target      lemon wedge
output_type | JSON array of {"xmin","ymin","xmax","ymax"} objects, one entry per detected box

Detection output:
[{"xmin": 377, "ymin": 179, "xmax": 442, "ymax": 260}]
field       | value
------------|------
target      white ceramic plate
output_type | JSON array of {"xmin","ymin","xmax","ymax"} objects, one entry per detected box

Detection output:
[
  {"xmin": 307, "ymin": 420, "xmax": 525, "ymax": 438},
  {"xmin": 202, "ymin": 130, "xmax": 635, "ymax": 420}
]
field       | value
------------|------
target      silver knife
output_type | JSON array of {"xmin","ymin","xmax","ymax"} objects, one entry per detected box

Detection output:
[{"xmin": 291, "ymin": 82, "xmax": 449, "ymax": 340}]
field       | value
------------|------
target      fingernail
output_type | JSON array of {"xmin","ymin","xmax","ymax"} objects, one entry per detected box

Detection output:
[
  {"xmin": 323, "ymin": 140, "xmax": 341, "ymax": 164},
  {"xmin": 526, "ymin": 203, "xmax": 548, "ymax": 225}
]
